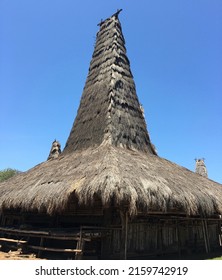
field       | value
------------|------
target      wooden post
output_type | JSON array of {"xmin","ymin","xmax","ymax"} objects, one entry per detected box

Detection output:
[
  {"xmin": 219, "ymin": 229, "xmax": 222, "ymax": 246},
  {"xmin": 75, "ymin": 227, "xmax": 83, "ymax": 260},
  {"xmin": 124, "ymin": 212, "xmax": 128, "ymax": 260},
  {"xmin": 155, "ymin": 224, "xmax": 158, "ymax": 251},
  {"xmin": 204, "ymin": 220, "xmax": 211, "ymax": 253},
  {"xmin": 218, "ymin": 216, "xmax": 222, "ymax": 246},
  {"xmin": 176, "ymin": 219, "xmax": 181, "ymax": 257},
  {"xmin": 159, "ymin": 224, "xmax": 163, "ymax": 255},
  {"xmin": 202, "ymin": 219, "xmax": 209, "ymax": 253},
  {"xmin": 120, "ymin": 210, "xmax": 128, "ymax": 260},
  {"xmin": 38, "ymin": 237, "xmax": 44, "ymax": 258}
]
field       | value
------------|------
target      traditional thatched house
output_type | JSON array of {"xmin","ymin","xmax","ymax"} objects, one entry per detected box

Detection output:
[{"xmin": 0, "ymin": 11, "xmax": 222, "ymax": 259}]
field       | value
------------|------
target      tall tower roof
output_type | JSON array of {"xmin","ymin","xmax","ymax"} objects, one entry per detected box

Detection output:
[{"xmin": 63, "ymin": 11, "xmax": 156, "ymax": 155}]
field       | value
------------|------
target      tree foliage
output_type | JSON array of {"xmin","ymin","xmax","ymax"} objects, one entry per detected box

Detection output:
[{"xmin": 0, "ymin": 168, "xmax": 20, "ymax": 182}]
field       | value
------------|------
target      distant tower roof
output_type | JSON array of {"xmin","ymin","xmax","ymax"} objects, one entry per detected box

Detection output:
[
  {"xmin": 195, "ymin": 158, "xmax": 208, "ymax": 178},
  {"xmin": 48, "ymin": 140, "xmax": 61, "ymax": 160},
  {"xmin": 63, "ymin": 10, "xmax": 157, "ymax": 155}
]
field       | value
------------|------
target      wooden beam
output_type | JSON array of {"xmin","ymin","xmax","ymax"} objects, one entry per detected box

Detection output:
[
  {"xmin": 0, "ymin": 237, "xmax": 27, "ymax": 244},
  {"xmin": 0, "ymin": 227, "xmax": 91, "ymax": 241},
  {"xmin": 0, "ymin": 226, "xmax": 49, "ymax": 236},
  {"xmin": 28, "ymin": 245, "xmax": 82, "ymax": 253}
]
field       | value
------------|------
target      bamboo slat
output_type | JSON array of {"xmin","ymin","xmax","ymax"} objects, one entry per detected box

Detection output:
[{"xmin": 0, "ymin": 237, "xmax": 27, "ymax": 244}]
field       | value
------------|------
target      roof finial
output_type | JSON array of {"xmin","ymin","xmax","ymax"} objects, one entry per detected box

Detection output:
[
  {"xmin": 195, "ymin": 158, "xmax": 208, "ymax": 178},
  {"xmin": 47, "ymin": 140, "xmax": 61, "ymax": 160},
  {"xmin": 97, "ymin": 19, "xmax": 103, "ymax": 26},
  {"xmin": 112, "ymin": 9, "xmax": 123, "ymax": 18},
  {"xmin": 98, "ymin": 9, "xmax": 123, "ymax": 26}
]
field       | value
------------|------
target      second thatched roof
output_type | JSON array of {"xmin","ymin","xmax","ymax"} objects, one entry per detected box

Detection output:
[{"xmin": 0, "ymin": 144, "xmax": 221, "ymax": 216}]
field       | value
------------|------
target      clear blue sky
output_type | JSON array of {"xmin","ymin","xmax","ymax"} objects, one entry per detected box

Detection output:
[{"xmin": 0, "ymin": 0, "xmax": 221, "ymax": 183}]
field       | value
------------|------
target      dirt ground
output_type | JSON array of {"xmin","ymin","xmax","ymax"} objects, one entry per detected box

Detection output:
[{"xmin": 0, "ymin": 249, "xmax": 42, "ymax": 260}]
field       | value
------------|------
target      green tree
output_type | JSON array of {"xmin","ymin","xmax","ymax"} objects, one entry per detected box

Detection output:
[{"xmin": 0, "ymin": 168, "xmax": 20, "ymax": 182}]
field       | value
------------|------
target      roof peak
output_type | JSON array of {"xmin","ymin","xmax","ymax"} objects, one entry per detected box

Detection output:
[
  {"xmin": 97, "ymin": 9, "xmax": 123, "ymax": 26},
  {"xmin": 63, "ymin": 13, "xmax": 157, "ymax": 156}
]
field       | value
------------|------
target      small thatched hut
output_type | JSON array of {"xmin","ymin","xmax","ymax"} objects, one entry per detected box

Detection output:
[{"xmin": 0, "ymin": 11, "xmax": 222, "ymax": 259}]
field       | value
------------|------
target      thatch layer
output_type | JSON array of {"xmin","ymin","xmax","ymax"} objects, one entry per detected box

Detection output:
[
  {"xmin": 0, "ymin": 145, "xmax": 221, "ymax": 216},
  {"xmin": 1, "ymin": 13, "xmax": 221, "ymax": 219},
  {"xmin": 64, "ymin": 13, "xmax": 156, "ymax": 155}
]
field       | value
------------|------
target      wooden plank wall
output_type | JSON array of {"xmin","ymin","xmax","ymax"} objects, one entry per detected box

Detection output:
[{"xmin": 103, "ymin": 218, "xmax": 221, "ymax": 259}]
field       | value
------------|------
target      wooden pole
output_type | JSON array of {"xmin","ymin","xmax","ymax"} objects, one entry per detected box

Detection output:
[
  {"xmin": 176, "ymin": 219, "xmax": 181, "ymax": 257},
  {"xmin": 204, "ymin": 220, "xmax": 211, "ymax": 253},
  {"xmin": 219, "ymin": 216, "xmax": 222, "ymax": 246},
  {"xmin": 38, "ymin": 237, "xmax": 44, "ymax": 258},
  {"xmin": 155, "ymin": 224, "xmax": 158, "ymax": 250},
  {"xmin": 124, "ymin": 212, "xmax": 128, "ymax": 260},
  {"xmin": 159, "ymin": 224, "xmax": 163, "ymax": 255},
  {"xmin": 202, "ymin": 220, "xmax": 209, "ymax": 253},
  {"xmin": 120, "ymin": 210, "xmax": 128, "ymax": 260},
  {"xmin": 75, "ymin": 227, "xmax": 84, "ymax": 260}
]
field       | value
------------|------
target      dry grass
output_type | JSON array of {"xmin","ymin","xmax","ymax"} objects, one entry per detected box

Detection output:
[
  {"xmin": 0, "ymin": 145, "xmax": 221, "ymax": 216},
  {"xmin": 0, "ymin": 250, "xmax": 40, "ymax": 260}
]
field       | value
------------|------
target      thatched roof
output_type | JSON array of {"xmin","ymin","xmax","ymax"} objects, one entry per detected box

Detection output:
[
  {"xmin": 63, "ymin": 11, "xmax": 156, "ymax": 155},
  {"xmin": 0, "ymin": 145, "xmax": 222, "ymax": 216},
  {"xmin": 0, "ymin": 12, "xmax": 222, "ymax": 217}
]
